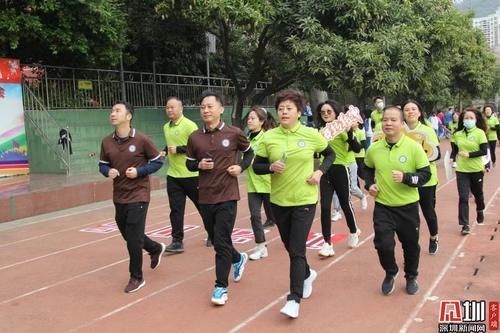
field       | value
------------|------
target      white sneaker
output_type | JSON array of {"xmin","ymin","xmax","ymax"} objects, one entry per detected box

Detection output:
[
  {"xmin": 348, "ymin": 229, "xmax": 361, "ymax": 248},
  {"xmin": 331, "ymin": 210, "xmax": 342, "ymax": 221},
  {"xmin": 303, "ymin": 269, "xmax": 317, "ymax": 299},
  {"xmin": 249, "ymin": 244, "xmax": 268, "ymax": 260},
  {"xmin": 280, "ymin": 300, "xmax": 300, "ymax": 318},
  {"xmin": 318, "ymin": 242, "xmax": 335, "ymax": 257},
  {"xmin": 361, "ymin": 195, "xmax": 368, "ymax": 210}
]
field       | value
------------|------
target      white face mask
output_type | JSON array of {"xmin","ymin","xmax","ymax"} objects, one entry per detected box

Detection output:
[
  {"xmin": 463, "ymin": 119, "xmax": 476, "ymax": 129},
  {"xmin": 376, "ymin": 102, "xmax": 384, "ymax": 110}
]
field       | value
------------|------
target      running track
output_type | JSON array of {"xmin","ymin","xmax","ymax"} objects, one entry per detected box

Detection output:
[{"xmin": 1, "ymin": 147, "xmax": 499, "ymax": 333}]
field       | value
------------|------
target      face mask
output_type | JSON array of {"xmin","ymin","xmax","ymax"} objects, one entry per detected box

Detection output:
[
  {"xmin": 463, "ymin": 119, "xmax": 476, "ymax": 129},
  {"xmin": 376, "ymin": 102, "xmax": 384, "ymax": 110}
]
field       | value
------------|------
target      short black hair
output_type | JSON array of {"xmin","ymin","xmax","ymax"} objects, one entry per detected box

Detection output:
[
  {"xmin": 114, "ymin": 101, "xmax": 134, "ymax": 117},
  {"xmin": 166, "ymin": 96, "xmax": 183, "ymax": 106},
  {"xmin": 200, "ymin": 90, "xmax": 224, "ymax": 105}
]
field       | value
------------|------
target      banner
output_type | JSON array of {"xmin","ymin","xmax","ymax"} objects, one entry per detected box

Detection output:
[{"xmin": 0, "ymin": 58, "xmax": 29, "ymax": 177}]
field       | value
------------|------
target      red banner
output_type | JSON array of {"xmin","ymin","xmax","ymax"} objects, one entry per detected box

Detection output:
[{"xmin": 0, "ymin": 58, "xmax": 21, "ymax": 84}]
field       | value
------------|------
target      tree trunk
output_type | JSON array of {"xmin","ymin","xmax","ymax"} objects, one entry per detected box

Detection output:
[{"xmin": 231, "ymin": 96, "xmax": 246, "ymax": 128}]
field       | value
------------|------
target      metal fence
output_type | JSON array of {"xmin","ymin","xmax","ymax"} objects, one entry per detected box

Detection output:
[{"xmin": 22, "ymin": 65, "xmax": 274, "ymax": 109}]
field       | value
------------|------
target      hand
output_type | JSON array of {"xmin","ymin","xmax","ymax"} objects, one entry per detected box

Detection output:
[
  {"xmin": 168, "ymin": 146, "xmax": 177, "ymax": 155},
  {"xmin": 199, "ymin": 158, "xmax": 214, "ymax": 170},
  {"xmin": 270, "ymin": 161, "xmax": 286, "ymax": 174},
  {"xmin": 108, "ymin": 168, "xmax": 120, "ymax": 179},
  {"xmin": 227, "ymin": 165, "xmax": 242, "ymax": 177},
  {"xmin": 125, "ymin": 167, "xmax": 138, "ymax": 179},
  {"xmin": 160, "ymin": 151, "xmax": 166, "ymax": 158},
  {"xmin": 391, "ymin": 170, "xmax": 404, "ymax": 183},
  {"xmin": 458, "ymin": 151, "xmax": 469, "ymax": 158},
  {"xmin": 306, "ymin": 170, "xmax": 323, "ymax": 185},
  {"xmin": 368, "ymin": 184, "xmax": 379, "ymax": 197}
]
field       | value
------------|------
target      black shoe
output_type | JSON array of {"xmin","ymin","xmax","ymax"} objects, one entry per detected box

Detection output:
[
  {"xmin": 150, "ymin": 243, "xmax": 166, "ymax": 269},
  {"xmin": 165, "ymin": 241, "xmax": 184, "ymax": 253},
  {"xmin": 477, "ymin": 211, "xmax": 484, "ymax": 224},
  {"xmin": 206, "ymin": 237, "xmax": 213, "ymax": 247},
  {"xmin": 406, "ymin": 278, "xmax": 419, "ymax": 295},
  {"xmin": 381, "ymin": 272, "xmax": 398, "ymax": 295},
  {"xmin": 263, "ymin": 220, "xmax": 275, "ymax": 228},
  {"xmin": 429, "ymin": 237, "xmax": 438, "ymax": 255},
  {"xmin": 461, "ymin": 225, "xmax": 471, "ymax": 235}
]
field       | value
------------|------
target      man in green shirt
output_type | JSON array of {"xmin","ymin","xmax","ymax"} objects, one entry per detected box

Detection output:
[
  {"xmin": 370, "ymin": 96, "xmax": 385, "ymax": 131},
  {"xmin": 364, "ymin": 106, "xmax": 431, "ymax": 296},
  {"xmin": 163, "ymin": 97, "xmax": 205, "ymax": 253}
]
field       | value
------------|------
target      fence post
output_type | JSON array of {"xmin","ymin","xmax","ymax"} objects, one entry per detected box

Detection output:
[
  {"xmin": 153, "ymin": 61, "xmax": 158, "ymax": 107},
  {"xmin": 120, "ymin": 51, "xmax": 126, "ymax": 101},
  {"xmin": 45, "ymin": 69, "xmax": 50, "ymax": 109}
]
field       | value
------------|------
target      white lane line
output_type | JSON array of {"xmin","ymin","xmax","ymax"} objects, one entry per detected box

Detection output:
[
  {"xmin": 229, "ymin": 176, "xmax": 458, "ymax": 332},
  {"xmin": 0, "ymin": 218, "xmax": 114, "ymax": 248},
  {"xmin": 67, "ymin": 234, "xmax": 284, "ymax": 333},
  {"xmin": 0, "ymin": 201, "xmax": 172, "ymax": 247},
  {"xmin": 0, "ymin": 210, "xmax": 197, "ymax": 271},
  {"xmin": 0, "ymin": 211, "xmax": 257, "ymax": 303},
  {"xmin": 399, "ymin": 186, "xmax": 500, "ymax": 333}
]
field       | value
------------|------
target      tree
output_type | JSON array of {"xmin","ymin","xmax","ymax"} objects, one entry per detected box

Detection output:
[
  {"xmin": 122, "ymin": 0, "xmax": 209, "ymax": 74},
  {"xmin": 0, "ymin": 0, "xmax": 127, "ymax": 66},
  {"xmin": 156, "ymin": 0, "xmax": 300, "ymax": 127}
]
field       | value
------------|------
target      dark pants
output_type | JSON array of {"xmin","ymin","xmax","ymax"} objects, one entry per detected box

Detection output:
[
  {"xmin": 488, "ymin": 140, "xmax": 497, "ymax": 165},
  {"xmin": 199, "ymin": 201, "xmax": 241, "ymax": 288},
  {"xmin": 248, "ymin": 192, "xmax": 275, "ymax": 243},
  {"xmin": 456, "ymin": 171, "xmax": 485, "ymax": 226},
  {"xmin": 418, "ymin": 186, "xmax": 439, "ymax": 237},
  {"xmin": 373, "ymin": 202, "xmax": 420, "ymax": 279},
  {"xmin": 271, "ymin": 203, "xmax": 316, "ymax": 303},
  {"xmin": 355, "ymin": 157, "xmax": 365, "ymax": 181},
  {"xmin": 166, "ymin": 176, "xmax": 201, "ymax": 242},
  {"xmin": 320, "ymin": 164, "xmax": 359, "ymax": 243},
  {"xmin": 114, "ymin": 202, "xmax": 162, "ymax": 280}
]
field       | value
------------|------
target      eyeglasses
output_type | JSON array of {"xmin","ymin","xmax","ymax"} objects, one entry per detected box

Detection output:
[{"xmin": 320, "ymin": 109, "xmax": 333, "ymax": 115}]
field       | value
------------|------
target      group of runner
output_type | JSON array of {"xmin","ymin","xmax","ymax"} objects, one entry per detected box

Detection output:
[{"xmin": 98, "ymin": 90, "xmax": 498, "ymax": 319}]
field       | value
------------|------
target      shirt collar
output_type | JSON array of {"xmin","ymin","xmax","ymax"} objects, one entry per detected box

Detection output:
[
  {"xmin": 203, "ymin": 121, "xmax": 225, "ymax": 133},
  {"xmin": 169, "ymin": 115, "xmax": 184, "ymax": 127},
  {"xmin": 279, "ymin": 122, "xmax": 302, "ymax": 134},
  {"xmin": 112, "ymin": 128, "xmax": 135, "ymax": 140},
  {"xmin": 383, "ymin": 133, "xmax": 405, "ymax": 148}
]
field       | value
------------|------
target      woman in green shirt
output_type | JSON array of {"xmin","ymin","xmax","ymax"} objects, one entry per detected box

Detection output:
[
  {"xmin": 402, "ymin": 100, "xmax": 441, "ymax": 255},
  {"xmin": 316, "ymin": 100, "xmax": 362, "ymax": 257},
  {"xmin": 451, "ymin": 108, "xmax": 489, "ymax": 235},
  {"xmin": 482, "ymin": 103, "xmax": 499, "ymax": 170},
  {"xmin": 253, "ymin": 89, "xmax": 335, "ymax": 318},
  {"xmin": 246, "ymin": 106, "xmax": 276, "ymax": 260}
]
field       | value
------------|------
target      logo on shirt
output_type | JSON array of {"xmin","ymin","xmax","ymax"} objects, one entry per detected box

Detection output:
[
  {"xmin": 297, "ymin": 140, "xmax": 306, "ymax": 148},
  {"xmin": 398, "ymin": 155, "xmax": 407, "ymax": 163},
  {"xmin": 468, "ymin": 136, "xmax": 475, "ymax": 141},
  {"xmin": 222, "ymin": 139, "xmax": 230, "ymax": 147},
  {"xmin": 175, "ymin": 130, "xmax": 180, "ymax": 136},
  {"xmin": 129, "ymin": 145, "xmax": 136, "ymax": 153}
]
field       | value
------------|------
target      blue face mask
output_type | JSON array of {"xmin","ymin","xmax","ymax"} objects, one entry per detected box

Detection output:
[{"xmin": 463, "ymin": 119, "xmax": 476, "ymax": 129}]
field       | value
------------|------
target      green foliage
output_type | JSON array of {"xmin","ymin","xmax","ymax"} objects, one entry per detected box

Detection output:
[{"xmin": 0, "ymin": 0, "xmax": 127, "ymax": 66}]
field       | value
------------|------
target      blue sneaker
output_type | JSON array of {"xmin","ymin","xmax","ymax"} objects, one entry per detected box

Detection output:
[
  {"xmin": 233, "ymin": 252, "xmax": 248, "ymax": 282},
  {"xmin": 211, "ymin": 287, "xmax": 228, "ymax": 305}
]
